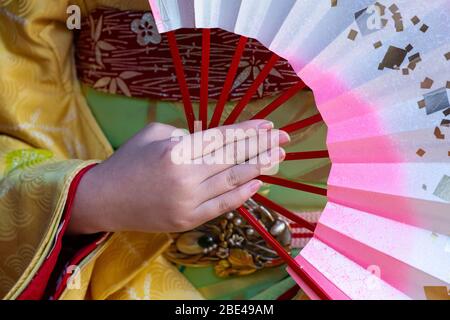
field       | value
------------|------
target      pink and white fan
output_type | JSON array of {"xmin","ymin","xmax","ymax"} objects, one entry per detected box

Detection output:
[{"xmin": 148, "ymin": 0, "xmax": 450, "ymax": 300}]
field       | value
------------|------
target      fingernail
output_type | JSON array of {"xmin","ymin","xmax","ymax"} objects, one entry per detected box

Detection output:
[
  {"xmin": 268, "ymin": 147, "xmax": 286, "ymax": 163},
  {"xmin": 249, "ymin": 180, "xmax": 263, "ymax": 194},
  {"xmin": 279, "ymin": 131, "xmax": 291, "ymax": 144},
  {"xmin": 258, "ymin": 121, "xmax": 274, "ymax": 130}
]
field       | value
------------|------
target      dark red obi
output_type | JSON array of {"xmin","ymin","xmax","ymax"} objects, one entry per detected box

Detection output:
[{"xmin": 75, "ymin": 7, "xmax": 299, "ymax": 102}]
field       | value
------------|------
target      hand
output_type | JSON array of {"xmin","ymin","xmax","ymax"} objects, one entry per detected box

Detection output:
[{"xmin": 68, "ymin": 120, "xmax": 290, "ymax": 234}]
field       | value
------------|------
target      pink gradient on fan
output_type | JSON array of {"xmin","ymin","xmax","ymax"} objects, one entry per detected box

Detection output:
[
  {"xmin": 300, "ymin": 64, "xmax": 409, "ymax": 215},
  {"xmin": 325, "ymin": 161, "xmax": 425, "ymax": 237},
  {"xmin": 296, "ymin": 63, "xmax": 405, "ymax": 162},
  {"xmin": 299, "ymin": 238, "xmax": 411, "ymax": 300},
  {"xmin": 327, "ymin": 186, "xmax": 449, "ymax": 236},
  {"xmin": 328, "ymin": 128, "xmax": 446, "ymax": 163},
  {"xmin": 327, "ymin": 162, "xmax": 449, "ymax": 234},
  {"xmin": 326, "ymin": 116, "xmax": 389, "ymax": 144},
  {"xmin": 313, "ymin": 204, "xmax": 448, "ymax": 299},
  {"xmin": 328, "ymin": 164, "xmax": 407, "ymax": 195},
  {"xmin": 301, "ymin": 67, "xmax": 387, "ymax": 133},
  {"xmin": 317, "ymin": 88, "xmax": 388, "ymax": 127},
  {"xmin": 292, "ymin": 63, "xmax": 422, "ymax": 299},
  {"xmin": 327, "ymin": 137, "xmax": 406, "ymax": 163},
  {"xmin": 299, "ymin": 63, "xmax": 407, "ymax": 210}
]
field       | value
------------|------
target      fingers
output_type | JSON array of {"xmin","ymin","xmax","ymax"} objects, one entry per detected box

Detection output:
[
  {"xmin": 197, "ymin": 129, "xmax": 290, "ymax": 179},
  {"xmin": 180, "ymin": 119, "xmax": 274, "ymax": 160},
  {"xmin": 199, "ymin": 147, "xmax": 286, "ymax": 200},
  {"xmin": 195, "ymin": 179, "xmax": 263, "ymax": 222}
]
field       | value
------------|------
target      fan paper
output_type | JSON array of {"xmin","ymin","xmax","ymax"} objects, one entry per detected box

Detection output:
[{"xmin": 148, "ymin": 0, "xmax": 450, "ymax": 300}]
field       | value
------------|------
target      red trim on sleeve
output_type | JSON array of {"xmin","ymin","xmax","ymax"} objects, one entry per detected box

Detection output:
[
  {"xmin": 17, "ymin": 164, "xmax": 98, "ymax": 300},
  {"xmin": 52, "ymin": 232, "xmax": 108, "ymax": 300}
]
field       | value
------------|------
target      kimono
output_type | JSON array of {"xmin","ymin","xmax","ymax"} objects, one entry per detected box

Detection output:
[{"xmin": 0, "ymin": 0, "xmax": 329, "ymax": 300}]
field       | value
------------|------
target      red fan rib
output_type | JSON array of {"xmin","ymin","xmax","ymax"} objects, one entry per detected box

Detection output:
[
  {"xmin": 200, "ymin": 29, "xmax": 211, "ymax": 130},
  {"xmin": 259, "ymin": 176, "xmax": 328, "ymax": 197},
  {"xmin": 281, "ymin": 113, "xmax": 323, "ymax": 134},
  {"xmin": 237, "ymin": 206, "xmax": 330, "ymax": 300},
  {"xmin": 167, "ymin": 31, "xmax": 196, "ymax": 133},
  {"xmin": 252, "ymin": 193, "xmax": 315, "ymax": 232},
  {"xmin": 209, "ymin": 36, "xmax": 248, "ymax": 128},
  {"xmin": 277, "ymin": 284, "xmax": 300, "ymax": 300},
  {"xmin": 285, "ymin": 150, "xmax": 329, "ymax": 161},
  {"xmin": 251, "ymin": 81, "xmax": 306, "ymax": 120},
  {"xmin": 292, "ymin": 233, "xmax": 314, "ymax": 239},
  {"xmin": 224, "ymin": 54, "xmax": 280, "ymax": 125},
  {"xmin": 291, "ymin": 223, "xmax": 317, "ymax": 229}
]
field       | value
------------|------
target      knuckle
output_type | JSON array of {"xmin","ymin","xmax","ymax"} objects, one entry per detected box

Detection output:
[
  {"xmin": 234, "ymin": 147, "xmax": 245, "ymax": 163},
  {"xmin": 226, "ymin": 168, "xmax": 241, "ymax": 188},
  {"xmin": 166, "ymin": 172, "xmax": 179, "ymax": 187},
  {"xmin": 147, "ymin": 122, "xmax": 161, "ymax": 129},
  {"xmin": 169, "ymin": 206, "xmax": 196, "ymax": 231},
  {"xmin": 159, "ymin": 141, "xmax": 177, "ymax": 161},
  {"xmin": 167, "ymin": 175, "xmax": 186, "ymax": 194},
  {"xmin": 218, "ymin": 199, "xmax": 231, "ymax": 213},
  {"xmin": 145, "ymin": 122, "xmax": 163, "ymax": 134},
  {"xmin": 177, "ymin": 190, "xmax": 197, "ymax": 209},
  {"xmin": 177, "ymin": 172, "xmax": 196, "ymax": 190},
  {"xmin": 231, "ymin": 150, "xmax": 242, "ymax": 165},
  {"xmin": 252, "ymin": 161, "xmax": 263, "ymax": 175},
  {"xmin": 270, "ymin": 130, "xmax": 281, "ymax": 148},
  {"xmin": 237, "ymin": 186, "xmax": 251, "ymax": 203},
  {"xmin": 147, "ymin": 122, "xmax": 172, "ymax": 132},
  {"xmin": 172, "ymin": 217, "xmax": 192, "ymax": 232},
  {"xmin": 145, "ymin": 123, "xmax": 178, "ymax": 141},
  {"xmin": 229, "ymin": 147, "xmax": 238, "ymax": 164},
  {"xmin": 164, "ymin": 140, "xmax": 177, "ymax": 153}
]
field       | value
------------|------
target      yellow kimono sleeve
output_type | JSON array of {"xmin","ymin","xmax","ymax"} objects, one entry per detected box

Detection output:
[
  {"xmin": 1, "ymin": 0, "xmax": 199, "ymax": 301},
  {"xmin": 0, "ymin": 0, "xmax": 112, "ymax": 299}
]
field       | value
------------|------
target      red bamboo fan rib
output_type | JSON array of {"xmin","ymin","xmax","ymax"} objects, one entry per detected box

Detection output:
[
  {"xmin": 285, "ymin": 150, "xmax": 329, "ymax": 161},
  {"xmin": 237, "ymin": 206, "xmax": 330, "ymax": 300},
  {"xmin": 167, "ymin": 31, "xmax": 196, "ymax": 133},
  {"xmin": 252, "ymin": 193, "xmax": 315, "ymax": 232},
  {"xmin": 251, "ymin": 81, "xmax": 306, "ymax": 120},
  {"xmin": 281, "ymin": 113, "xmax": 323, "ymax": 134},
  {"xmin": 167, "ymin": 29, "xmax": 330, "ymax": 300},
  {"xmin": 209, "ymin": 36, "xmax": 248, "ymax": 128},
  {"xmin": 224, "ymin": 54, "xmax": 280, "ymax": 125},
  {"xmin": 259, "ymin": 176, "xmax": 328, "ymax": 197},
  {"xmin": 291, "ymin": 223, "xmax": 317, "ymax": 229},
  {"xmin": 292, "ymin": 233, "xmax": 314, "ymax": 239},
  {"xmin": 200, "ymin": 29, "xmax": 211, "ymax": 130},
  {"xmin": 277, "ymin": 284, "xmax": 300, "ymax": 300}
]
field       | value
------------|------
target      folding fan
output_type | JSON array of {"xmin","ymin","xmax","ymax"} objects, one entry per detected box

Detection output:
[{"xmin": 148, "ymin": 0, "xmax": 450, "ymax": 300}]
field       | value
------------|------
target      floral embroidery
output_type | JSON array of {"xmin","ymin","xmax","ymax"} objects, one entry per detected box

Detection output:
[
  {"xmin": 131, "ymin": 13, "xmax": 161, "ymax": 46},
  {"xmin": 93, "ymin": 71, "xmax": 142, "ymax": 97},
  {"xmin": 233, "ymin": 53, "xmax": 285, "ymax": 98},
  {"xmin": 76, "ymin": 8, "xmax": 299, "ymax": 102},
  {"xmin": 88, "ymin": 14, "xmax": 116, "ymax": 68}
]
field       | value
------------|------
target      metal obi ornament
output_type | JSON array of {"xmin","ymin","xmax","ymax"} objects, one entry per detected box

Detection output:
[{"xmin": 165, "ymin": 199, "xmax": 292, "ymax": 277}]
